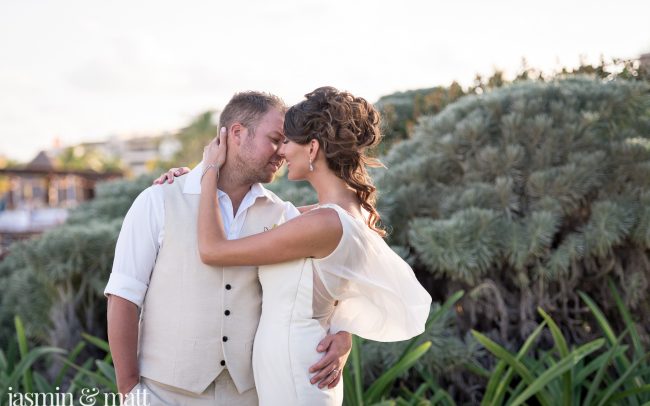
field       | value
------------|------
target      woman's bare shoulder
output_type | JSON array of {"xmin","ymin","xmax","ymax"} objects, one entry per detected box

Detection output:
[
  {"xmin": 299, "ymin": 206, "xmax": 343, "ymax": 231},
  {"xmin": 300, "ymin": 206, "xmax": 341, "ymax": 227}
]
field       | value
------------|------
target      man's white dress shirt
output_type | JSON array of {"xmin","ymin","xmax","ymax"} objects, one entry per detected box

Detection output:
[{"xmin": 104, "ymin": 163, "xmax": 300, "ymax": 307}]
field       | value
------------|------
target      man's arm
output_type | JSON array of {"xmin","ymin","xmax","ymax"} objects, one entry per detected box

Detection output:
[
  {"xmin": 107, "ymin": 295, "xmax": 140, "ymax": 394},
  {"xmin": 104, "ymin": 186, "xmax": 164, "ymax": 395},
  {"xmin": 309, "ymin": 331, "xmax": 352, "ymax": 389}
]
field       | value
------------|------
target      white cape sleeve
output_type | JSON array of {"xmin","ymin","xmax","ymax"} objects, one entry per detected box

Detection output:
[{"xmin": 313, "ymin": 208, "xmax": 431, "ymax": 342}]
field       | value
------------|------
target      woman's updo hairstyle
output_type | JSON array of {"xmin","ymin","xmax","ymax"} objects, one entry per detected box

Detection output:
[{"xmin": 284, "ymin": 86, "xmax": 386, "ymax": 236}]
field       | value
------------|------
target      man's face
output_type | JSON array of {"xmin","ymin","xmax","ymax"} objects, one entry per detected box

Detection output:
[{"xmin": 236, "ymin": 108, "xmax": 286, "ymax": 184}]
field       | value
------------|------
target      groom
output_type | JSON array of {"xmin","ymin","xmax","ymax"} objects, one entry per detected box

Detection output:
[{"xmin": 105, "ymin": 91, "xmax": 351, "ymax": 405}]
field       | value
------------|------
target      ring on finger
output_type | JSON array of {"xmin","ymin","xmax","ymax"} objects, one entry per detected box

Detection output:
[{"xmin": 327, "ymin": 369, "xmax": 340, "ymax": 385}]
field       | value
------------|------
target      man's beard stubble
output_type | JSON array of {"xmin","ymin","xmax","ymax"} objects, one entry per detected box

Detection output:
[{"xmin": 229, "ymin": 153, "xmax": 277, "ymax": 186}]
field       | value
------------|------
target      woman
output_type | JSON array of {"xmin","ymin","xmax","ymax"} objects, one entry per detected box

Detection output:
[{"xmin": 167, "ymin": 87, "xmax": 430, "ymax": 405}]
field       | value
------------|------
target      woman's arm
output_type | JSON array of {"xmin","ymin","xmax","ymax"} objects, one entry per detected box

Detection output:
[{"xmin": 198, "ymin": 130, "xmax": 342, "ymax": 267}]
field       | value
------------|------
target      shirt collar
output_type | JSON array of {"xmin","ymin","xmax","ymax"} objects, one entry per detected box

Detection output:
[{"xmin": 182, "ymin": 161, "xmax": 273, "ymax": 202}]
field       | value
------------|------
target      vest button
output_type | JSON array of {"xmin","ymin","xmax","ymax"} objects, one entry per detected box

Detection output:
[
  {"xmin": 220, "ymin": 360, "xmax": 226, "ymax": 366},
  {"xmin": 224, "ymin": 310, "xmax": 231, "ymax": 316},
  {"xmin": 225, "ymin": 284, "xmax": 232, "ymax": 290},
  {"xmin": 223, "ymin": 336, "xmax": 228, "ymax": 342}
]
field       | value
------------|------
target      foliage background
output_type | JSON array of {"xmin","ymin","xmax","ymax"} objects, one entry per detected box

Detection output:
[{"xmin": 1, "ymin": 57, "xmax": 649, "ymax": 403}]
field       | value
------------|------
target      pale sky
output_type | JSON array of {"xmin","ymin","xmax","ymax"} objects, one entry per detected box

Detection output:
[{"xmin": 1, "ymin": 0, "xmax": 649, "ymax": 162}]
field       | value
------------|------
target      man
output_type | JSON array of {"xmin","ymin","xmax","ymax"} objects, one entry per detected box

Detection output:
[{"xmin": 105, "ymin": 91, "xmax": 351, "ymax": 405}]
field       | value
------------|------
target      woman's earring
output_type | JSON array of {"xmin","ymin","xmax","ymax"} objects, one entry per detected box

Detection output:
[{"xmin": 309, "ymin": 158, "xmax": 314, "ymax": 172}]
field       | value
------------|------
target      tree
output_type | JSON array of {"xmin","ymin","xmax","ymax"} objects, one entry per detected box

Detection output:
[
  {"xmin": 172, "ymin": 111, "xmax": 218, "ymax": 167},
  {"xmin": 375, "ymin": 77, "xmax": 650, "ymax": 347},
  {"xmin": 375, "ymin": 57, "xmax": 650, "ymax": 157},
  {"xmin": 56, "ymin": 146, "xmax": 122, "ymax": 172},
  {"xmin": 147, "ymin": 110, "xmax": 219, "ymax": 174},
  {"xmin": 375, "ymin": 84, "xmax": 466, "ymax": 154}
]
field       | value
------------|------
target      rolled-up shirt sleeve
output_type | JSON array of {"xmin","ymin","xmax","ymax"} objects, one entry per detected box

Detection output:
[{"xmin": 104, "ymin": 185, "xmax": 164, "ymax": 308}]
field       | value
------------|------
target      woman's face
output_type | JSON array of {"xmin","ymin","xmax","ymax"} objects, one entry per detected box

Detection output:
[{"xmin": 278, "ymin": 138, "xmax": 311, "ymax": 181}]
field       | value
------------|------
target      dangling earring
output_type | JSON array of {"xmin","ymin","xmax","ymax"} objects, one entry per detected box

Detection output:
[{"xmin": 309, "ymin": 157, "xmax": 314, "ymax": 172}]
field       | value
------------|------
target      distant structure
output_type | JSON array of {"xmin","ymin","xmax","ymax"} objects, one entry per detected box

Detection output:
[
  {"xmin": 73, "ymin": 133, "xmax": 181, "ymax": 177},
  {"xmin": 0, "ymin": 151, "xmax": 122, "ymax": 257},
  {"xmin": 50, "ymin": 133, "xmax": 181, "ymax": 177},
  {"xmin": 641, "ymin": 52, "xmax": 650, "ymax": 74}
]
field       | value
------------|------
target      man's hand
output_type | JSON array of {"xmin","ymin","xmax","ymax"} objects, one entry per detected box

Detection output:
[
  {"xmin": 118, "ymin": 377, "xmax": 139, "ymax": 398},
  {"xmin": 308, "ymin": 331, "xmax": 352, "ymax": 389}
]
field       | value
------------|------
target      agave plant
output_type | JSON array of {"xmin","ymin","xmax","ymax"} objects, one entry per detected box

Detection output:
[
  {"xmin": 473, "ymin": 280, "xmax": 650, "ymax": 406},
  {"xmin": 0, "ymin": 316, "xmax": 117, "ymax": 405},
  {"xmin": 0, "ymin": 317, "xmax": 65, "ymax": 401}
]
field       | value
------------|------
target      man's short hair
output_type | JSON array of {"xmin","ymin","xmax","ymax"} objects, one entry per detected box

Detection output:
[{"xmin": 219, "ymin": 91, "xmax": 286, "ymax": 135}]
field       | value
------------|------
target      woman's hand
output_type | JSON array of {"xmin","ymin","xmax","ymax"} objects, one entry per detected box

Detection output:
[
  {"xmin": 152, "ymin": 167, "xmax": 191, "ymax": 185},
  {"xmin": 203, "ymin": 127, "xmax": 228, "ymax": 169}
]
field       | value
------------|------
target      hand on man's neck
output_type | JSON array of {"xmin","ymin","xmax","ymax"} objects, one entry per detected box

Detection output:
[{"xmin": 217, "ymin": 165, "xmax": 254, "ymax": 216}]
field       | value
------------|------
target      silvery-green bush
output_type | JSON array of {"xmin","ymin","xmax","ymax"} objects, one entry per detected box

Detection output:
[{"xmin": 376, "ymin": 77, "xmax": 650, "ymax": 345}]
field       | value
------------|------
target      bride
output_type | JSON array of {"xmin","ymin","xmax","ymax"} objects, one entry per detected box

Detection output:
[{"xmin": 175, "ymin": 87, "xmax": 430, "ymax": 405}]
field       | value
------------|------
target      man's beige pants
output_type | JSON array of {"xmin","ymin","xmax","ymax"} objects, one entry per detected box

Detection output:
[{"xmin": 125, "ymin": 370, "xmax": 257, "ymax": 406}]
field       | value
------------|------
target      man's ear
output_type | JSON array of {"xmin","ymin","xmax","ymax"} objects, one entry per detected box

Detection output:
[{"xmin": 230, "ymin": 123, "xmax": 244, "ymax": 145}]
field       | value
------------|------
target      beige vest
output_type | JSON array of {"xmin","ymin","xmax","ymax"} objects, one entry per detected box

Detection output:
[{"xmin": 138, "ymin": 177, "xmax": 290, "ymax": 394}]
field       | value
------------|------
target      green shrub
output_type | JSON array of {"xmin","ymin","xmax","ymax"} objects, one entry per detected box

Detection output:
[
  {"xmin": 0, "ymin": 176, "xmax": 153, "ymax": 348},
  {"xmin": 359, "ymin": 295, "xmax": 483, "ymax": 400},
  {"xmin": 376, "ymin": 77, "xmax": 650, "ymax": 348},
  {"xmin": 473, "ymin": 280, "xmax": 650, "ymax": 405},
  {"xmin": 1, "ymin": 316, "xmax": 117, "ymax": 405},
  {"xmin": 343, "ymin": 292, "xmax": 461, "ymax": 405}
]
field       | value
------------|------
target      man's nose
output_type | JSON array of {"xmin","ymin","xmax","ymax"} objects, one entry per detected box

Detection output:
[{"xmin": 277, "ymin": 143, "xmax": 286, "ymax": 157}]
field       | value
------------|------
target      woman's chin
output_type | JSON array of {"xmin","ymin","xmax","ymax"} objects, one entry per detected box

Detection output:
[{"xmin": 287, "ymin": 171, "xmax": 303, "ymax": 182}]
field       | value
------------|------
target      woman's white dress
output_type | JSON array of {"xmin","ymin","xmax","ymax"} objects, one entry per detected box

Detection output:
[{"xmin": 252, "ymin": 204, "xmax": 432, "ymax": 405}]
